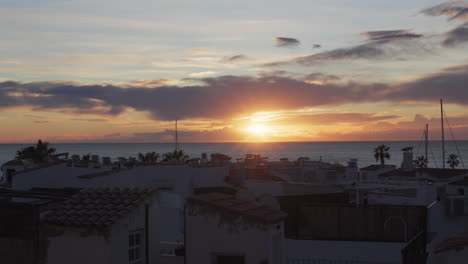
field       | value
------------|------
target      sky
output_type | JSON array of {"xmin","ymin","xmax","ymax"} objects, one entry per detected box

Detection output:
[{"xmin": 1, "ymin": 0, "xmax": 468, "ymax": 143}]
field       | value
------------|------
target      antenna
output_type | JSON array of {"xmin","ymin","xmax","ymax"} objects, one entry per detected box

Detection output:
[
  {"xmin": 425, "ymin": 123, "xmax": 429, "ymax": 167},
  {"xmin": 441, "ymin": 99, "xmax": 445, "ymax": 169},
  {"xmin": 175, "ymin": 120, "xmax": 179, "ymax": 151}
]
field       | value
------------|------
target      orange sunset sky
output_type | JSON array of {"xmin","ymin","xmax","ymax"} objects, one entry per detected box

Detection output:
[{"xmin": 1, "ymin": 1, "xmax": 468, "ymax": 143}]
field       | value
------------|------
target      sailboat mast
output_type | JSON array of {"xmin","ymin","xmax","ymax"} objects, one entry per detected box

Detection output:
[
  {"xmin": 441, "ymin": 99, "xmax": 445, "ymax": 169},
  {"xmin": 425, "ymin": 123, "xmax": 429, "ymax": 167},
  {"xmin": 175, "ymin": 120, "xmax": 179, "ymax": 151}
]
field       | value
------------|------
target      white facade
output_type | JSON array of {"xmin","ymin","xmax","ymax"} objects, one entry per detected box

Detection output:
[
  {"xmin": 186, "ymin": 212, "xmax": 284, "ymax": 264},
  {"xmin": 47, "ymin": 193, "xmax": 161, "ymax": 264},
  {"xmin": 285, "ymin": 239, "xmax": 406, "ymax": 264},
  {"xmin": 426, "ymin": 200, "xmax": 467, "ymax": 252},
  {"xmin": 245, "ymin": 180, "xmax": 343, "ymax": 196},
  {"xmin": 427, "ymin": 248, "xmax": 468, "ymax": 264},
  {"xmin": 12, "ymin": 164, "xmax": 229, "ymax": 200}
]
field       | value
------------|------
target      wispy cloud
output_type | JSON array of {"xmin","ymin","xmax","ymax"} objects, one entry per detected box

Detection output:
[
  {"xmin": 263, "ymin": 29, "xmax": 427, "ymax": 67},
  {"xmin": 361, "ymin": 30, "xmax": 423, "ymax": 43},
  {"xmin": 422, "ymin": 2, "xmax": 468, "ymax": 47},
  {"xmin": 274, "ymin": 37, "xmax": 300, "ymax": 47},
  {"xmin": 189, "ymin": 71, "xmax": 218, "ymax": 78},
  {"xmin": 303, "ymin": 72, "xmax": 341, "ymax": 82},
  {"xmin": 443, "ymin": 22, "xmax": 468, "ymax": 47},
  {"xmin": 421, "ymin": 2, "xmax": 468, "ymax": 21},
  {"xmin": 219, "ymin": 54, "xmax": 250, "ymax": 63}
]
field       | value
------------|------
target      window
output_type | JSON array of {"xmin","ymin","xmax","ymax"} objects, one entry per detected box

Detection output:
[{"xmin": 129, "ymin": 230, "xmax": 143, "ymax": 264}]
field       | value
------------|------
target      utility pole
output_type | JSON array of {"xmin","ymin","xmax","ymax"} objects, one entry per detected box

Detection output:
[{"xmin": 441, "ymin": 99, "xmax": 445, "ymax": 169}]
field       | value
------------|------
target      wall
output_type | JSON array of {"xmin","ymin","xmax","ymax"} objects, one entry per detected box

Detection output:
[
  {"xmin": 427, "ymin": 248, "xmax": 468, "ymax": 264},
  {"xmin": 426, "ymin": 200, "xmax": 466, "ymax": 252},
  {"xmin": 12, "ymin": 163, "xmax": 110, "ymax": 190},
  {"xmin": 46, "ymin": 230, "xmax": 111, "ymax": 264},
  {"xmin": 186, "ymin": 210, "xmax": 283, "ymax": 264},
  {"xmin": 47, "ymin": 193, "xmax": 161, "ymax": 264},
  {"xmin": 285, "ymin": 239, "xmax": 405, "ymax": 264},
  {"xmin": 245, "ymin": 180, "xmax": 343, "ymax": 196},
  {"xmin": 110, "ymin": 194, "xmax": 161, "ymax": 264},
  {"xmin": 12, "ymin": 164, "xmax": 228, "ymax": 200}
]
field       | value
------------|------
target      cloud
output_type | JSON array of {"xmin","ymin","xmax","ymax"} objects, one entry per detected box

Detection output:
[
  {"xmin": 189, "ymin": 71, "xmax": 218, "ymax": 78},
  {"xmin": 132, "ymin": 127, "xmax": 241, "ymax": 142},
  {"xmin": 122, "ymin": 79, "xmax": 170, "ymax": 88},
  {"xmin": 361, "ymin": 30, "xmax": 423, "ymax": 43},
  {"xmin": 70, "ymin": 118, "xmax": 108, "ymax": 122},
  {"xmin": 443, "ymin": 22, "xmax": 468, "ymax": 46},
  {"xmin": 274, "ymin": 37, "xmax": 300, "ymax": 47},
  {"xmin": 281, "ymin": 113, "xmax": 400, "ymax": 125},
  {"xmin": 103, "ymin": 132, "xmax": 121, "ymax": 138},
  {"xmin": 219, "ymin": 54, "xmax": 250, "ymax": 63},
  {"xmin": 313, "ymin": 44, "xmax": 321, "ymax": 48},
  {"xmin": 422, "ymin": 2, "xmax": 468, "ymax": 21},
  {"xmin": 33, "ymin": 120, "xmax": 49, "ymax": 124},
  {"xmin": 263, "ymin": 29, "xmax": 426, "ymax": 67},
  {"xmin": 3, "ymin": 64, "xmax": 468, "ymax": 121},
  {"xmin": 303, "ymin": 72, "xmax": 341, "ymax": 82},
  {"xmin": 422, "ymin": 3, "xmax": 468, "ymax": 47},
  {"xmin": 264, "ymin": 43, "xmax": 385, "ymax": 67}
]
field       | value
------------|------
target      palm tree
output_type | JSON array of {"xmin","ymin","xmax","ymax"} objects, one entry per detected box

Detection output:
[
  {"xmin": 414, "ymin": 155, "xmax": 428, "ymax": 168},
  {"xmin": 374, "ymin": 144, "xmax": 390, "ymax": 166},
  {"xmin": 15, "ymin": 139, "xmax": 56, "ymax": 163},
  {"xmin": 82, "ymin": 154, "xmax": 91, "ymax": 161},
  {"xmin": 447, "ymin": 154, "xmax": 460, "ymax": 169},
  {"xmin": 138, "ymin": 152, "xmax": 159, "ymax": 163},
  {"xmin": 163, "ymin": 149, "xmax": 189, "ymax": 163}
]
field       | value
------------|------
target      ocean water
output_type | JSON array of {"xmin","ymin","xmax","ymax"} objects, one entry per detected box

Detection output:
[{"xmin": 1, "ymin": 141, "xmax": 467, "ymax": 169}]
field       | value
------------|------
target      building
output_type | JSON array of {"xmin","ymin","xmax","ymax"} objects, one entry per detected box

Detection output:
[
  {"xmin": 42, "ymin": 188, "xmax": 161, "ymax": 264},
  {"xmin": 427, "ymin": 233, "xmax": 468, "ymax": 264},
  {"xmin": 185, "ymin": 192, "xmax": 287, "ymax": 264}
]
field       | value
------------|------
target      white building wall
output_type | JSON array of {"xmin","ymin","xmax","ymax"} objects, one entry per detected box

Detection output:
[
  {"xmin": 186, "ymin": 212, "xmax": 282, "ymax": 264},
  {"xmin": 46, "ymin": 231, "xmax": 111, "ymax": 264},
  {"xmin": 446, "ymin": 184, "xmax": 468, "ymax": 195},
  {"xmin": 12, "ymin": 165, "xmax": 228, "ymax": 200},
  {"xmin": 426, "ymin": 200, "xmax": 466, "ymax": 252},
  {"xmin": 11, "ymin": 164, "xmax": 111, "ymax": 190},
  {"xmin": 427, "ymin": 248, "xmax": 468, "ymax": 264},
  {"xmin": 245, "ymin": 180, "xmax": 343, "ymax": 196},
  {"xmin": 47, "ymin": 193, "xmax": 161, "ymax": 264},
  {"xmin": 285, "ymin": 239, "xmax": 405, "ymax": 264}
]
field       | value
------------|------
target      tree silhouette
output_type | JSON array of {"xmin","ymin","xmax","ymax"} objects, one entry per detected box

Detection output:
[
  {"xmin": 163, "ymin": 150, "xmax": 189, "ymax": 163},
  {"xmin": 447, "ymin": 154, "xmax": 460, "ymax": 169},
  {"xmin": 138, "ymin": 152, "xmax": 159, "ymax": 163},
  {"xmin": 374, "ymin": 144, "xmax": 390, "ymax": 166},
  {"xmin": 16, "ymin": 139, "xmax": 56, "ymax": 163},
  {"xmin": 414, "ymin": 155, "xmax": 428, "ymax": 168}
]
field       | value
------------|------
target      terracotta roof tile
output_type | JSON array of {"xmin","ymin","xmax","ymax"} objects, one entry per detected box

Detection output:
[
  {"xmin": 434, "ymin": 233, "xmax": 468, "ymax": 254},
  {"xmin": 188, "ymin": 193, "xmax": 287, "ymax": 224},
  {"xmin": 43, "ymin": 188, "xmax": 155, "ymax": 229}
]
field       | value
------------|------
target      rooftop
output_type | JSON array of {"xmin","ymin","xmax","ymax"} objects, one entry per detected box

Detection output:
[
  {"xmin": 450, "ymin": 177, "xmax": 468, "ymax": 186},
  {"xmin": 380, "ymin": 168, "xmax": 468, "ymax": 179},
  {"xmin": 187, "ymin": 192, "xmax": 287, "ymax": 224},
  {"xmin": 360, "ymin": 164, "xmax": 395, "ymax": 171},
  {"xmin": 434, "ymin": 233, "xmax": 468, "ymax": 254},
  {"xmin": 43, "ymin": 188, "xmax": 155, "ymax": 229}
]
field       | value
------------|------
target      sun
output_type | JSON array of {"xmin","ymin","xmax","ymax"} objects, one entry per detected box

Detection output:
[{"xmin": 245, "ymin": 124, "xmax": 269, "ymax": 135}]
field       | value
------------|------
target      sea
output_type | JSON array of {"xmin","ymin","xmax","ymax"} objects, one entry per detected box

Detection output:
[{"xmin": 1, "ymin": 141, "xmax": 468, "ymax": 169}]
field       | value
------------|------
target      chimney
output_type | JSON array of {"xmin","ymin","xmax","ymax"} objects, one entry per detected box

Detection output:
[{"xmin": 401, "ymin": 147, "xmax": 414, "ymax": 171}]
